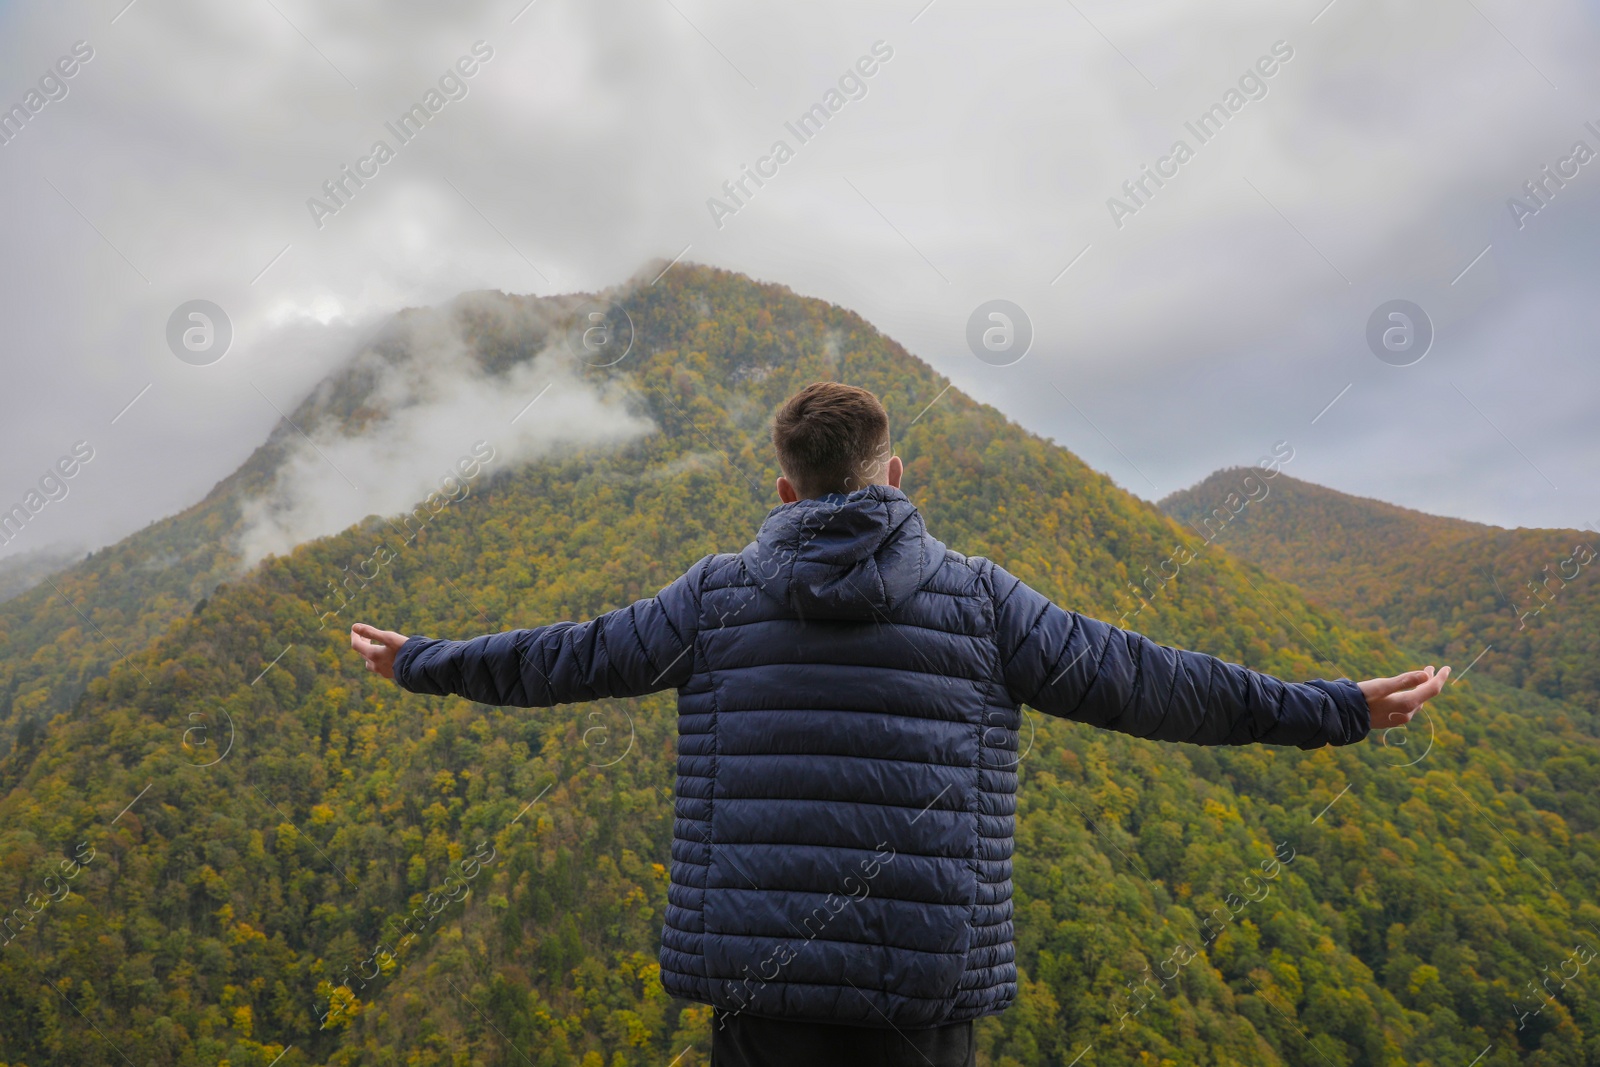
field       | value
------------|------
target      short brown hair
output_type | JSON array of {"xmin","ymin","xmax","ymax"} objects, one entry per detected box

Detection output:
[{"xmin": 771, "ymin": 382, "xmax": 891, "ymax": 498}]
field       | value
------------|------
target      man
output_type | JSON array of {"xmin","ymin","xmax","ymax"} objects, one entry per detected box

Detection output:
[{"xmin": 351, "ymin": 381, "xmax": 1448, "ymax": 1067}]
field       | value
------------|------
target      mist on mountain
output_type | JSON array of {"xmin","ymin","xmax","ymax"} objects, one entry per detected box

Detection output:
[{"xmin": 235, "ymin": 290, "xmax": 653, "ymax": 567}]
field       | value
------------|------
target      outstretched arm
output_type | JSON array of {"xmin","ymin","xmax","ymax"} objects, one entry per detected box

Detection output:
[
  {"xmin": 990, "ymin": 562, "xmax": 1447, "ymax": 748},
  {"xmin": 349, "ymin": 558, "xmax": 708, "ymax": 708}
]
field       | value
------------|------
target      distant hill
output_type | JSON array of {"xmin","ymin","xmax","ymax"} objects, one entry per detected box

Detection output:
[
  {"xmin": 1160, "ymin": 469, "xmax": 1600, "ymax": 718},
  {"xmin": 0, "ymin": 266, "xmax": 1596, "ymax": 1067}
]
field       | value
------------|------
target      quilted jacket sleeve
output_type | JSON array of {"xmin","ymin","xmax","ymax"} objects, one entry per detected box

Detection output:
[
  {"xmin": 989, "ymin": 561, "xmax": 1370, "ymax": 749},
  {"xmin": 390, "ymin": 557, "xmax": 708, "ymax": 708}
]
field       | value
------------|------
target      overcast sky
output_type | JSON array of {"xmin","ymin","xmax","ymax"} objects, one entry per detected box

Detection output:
[{"xmin": 2, "ymin": 0, "xmax": 1597, "ymax": 566}]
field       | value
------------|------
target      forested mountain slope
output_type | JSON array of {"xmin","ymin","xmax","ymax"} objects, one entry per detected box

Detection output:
[
  {"xmin": 1160, "ymin": 470, "xmax": 1600, "ymax": 718},
  {"xmin": 0, "ymin": 476, "xmax": 243, "ymax": 752},
  {"xmin": 0, "ymin": 266, "xmax": 1596, "ymax": 1067}
]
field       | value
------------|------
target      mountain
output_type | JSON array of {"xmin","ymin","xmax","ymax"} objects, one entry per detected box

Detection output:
[
  {"xmin": 0, "ymin": 265, "xmax": 1597, "ymax": 1067},
  {"xmin": 1159, "ymin": 469, "xmax": 1600, "ymax": 720}
]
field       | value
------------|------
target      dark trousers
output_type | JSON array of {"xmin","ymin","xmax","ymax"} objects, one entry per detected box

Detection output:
[{"xmin": 710, "ymin": 1009, "xmax": 976, "ymax": 1067}]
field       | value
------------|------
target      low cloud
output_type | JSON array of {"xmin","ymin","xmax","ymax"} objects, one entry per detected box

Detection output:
[{"xmin": 235, "ymin": 291, "xmax": 652, "ymax": 566}]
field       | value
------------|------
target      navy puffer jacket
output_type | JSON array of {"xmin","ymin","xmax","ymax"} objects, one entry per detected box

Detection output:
[{"xmin": 393, "ymin": 485, "xmax": 1370, "ymax": 1028}]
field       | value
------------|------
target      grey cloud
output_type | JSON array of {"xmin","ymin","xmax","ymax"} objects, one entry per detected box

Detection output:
[{"xmin": 0, "ymin": 0, "xmax": 1597, "ymax": 567}]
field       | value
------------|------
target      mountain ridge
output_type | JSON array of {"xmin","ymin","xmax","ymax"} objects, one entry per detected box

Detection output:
[{"xmin": 1161, "ymin": 467, "xmax": 1600, "ymax": 719}]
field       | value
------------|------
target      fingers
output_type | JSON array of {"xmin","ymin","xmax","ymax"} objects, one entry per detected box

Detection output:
[
  {"xmin": 352, "ymin": 622, "xmax": 388, "ymax": 645},
  {"xmin": 349, "ymin": 623, "xmax": 405, "ymax": 683},
  {"xmin": 1411, "ymin": 666, "xmax": 1450, "ymax": 707},
  {"xmin": 1366, "ymin": 665, "xmax": 1452, "ymax": 733},
  {"xmin": 1391, "ymin": 666, "xmax": 1450, "ymax": 716},
  {"xmin": 1370, "ymin": 668, "xmax": 1432, "ymax": 697},
  {"xmin": 350, "ymin": 625, "xmax": 392, "ymax": 665},
  {"xmin": 1362, "ymin": 672, "xmax": 1417, "ymax": 699},
  {"xmin": 351, "ymin": 623, "xmax": 404, "ymax": 648}
]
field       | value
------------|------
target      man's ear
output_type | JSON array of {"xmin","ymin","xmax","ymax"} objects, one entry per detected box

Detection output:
[
  {"xmin": 886, "ymin": 456, "xmax": 903, "ymax": 489},
  {"xmin": 776, "ymin": 475, "xmax": 799, "ymax": 504}
]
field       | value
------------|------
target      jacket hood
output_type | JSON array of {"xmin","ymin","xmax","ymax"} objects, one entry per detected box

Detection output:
[{"xmin": 739, "ymin": 485, "xmax": 940, "ymax": 620}]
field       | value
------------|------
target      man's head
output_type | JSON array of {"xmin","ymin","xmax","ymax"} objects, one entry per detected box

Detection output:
[{"xmin": 771, "ymin": 382, "xmax": 903, "ymax": 502}]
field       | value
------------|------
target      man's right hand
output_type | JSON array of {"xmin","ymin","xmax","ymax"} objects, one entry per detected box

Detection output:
[
  {"xmin": 1359, "ymin": 666, "xmax": 1450, "ymax": 731},
  {"xmin": 351, "ymin": 623, "xmax": 408, "ymax": 680}
]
